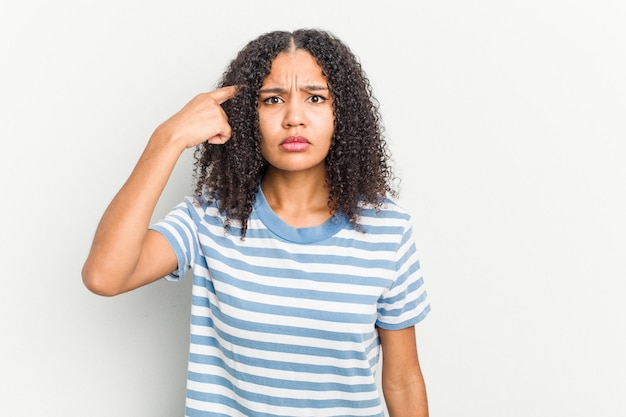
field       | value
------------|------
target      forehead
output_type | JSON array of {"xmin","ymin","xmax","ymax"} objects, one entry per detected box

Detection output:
[{"xmin": 262, "ymin": 49, "xmax": 327, "ymax": 86}]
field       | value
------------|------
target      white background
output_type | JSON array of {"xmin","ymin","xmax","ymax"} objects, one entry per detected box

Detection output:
[{"xmin": 1, "ymin": 1, "xmax": 625, "ymax": 416}]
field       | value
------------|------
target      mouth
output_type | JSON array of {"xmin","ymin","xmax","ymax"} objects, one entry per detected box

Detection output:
[
  {"xmin": 280, "ymin": 136, "xmax": 310, "ymax": 145},
  {"xmin": 280, "ymin": 136, "xmax": 311, "ymax": 152}
]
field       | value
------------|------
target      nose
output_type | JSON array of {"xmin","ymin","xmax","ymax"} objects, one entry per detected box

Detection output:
[{"xmin": 283, "ymin": 98, "xmax": 306, "ymax": 128}]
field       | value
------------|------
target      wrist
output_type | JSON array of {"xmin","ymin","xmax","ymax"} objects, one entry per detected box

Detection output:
[{"xmin": 149, "ymin": 124, "xmax": 189, "ymax": 154}]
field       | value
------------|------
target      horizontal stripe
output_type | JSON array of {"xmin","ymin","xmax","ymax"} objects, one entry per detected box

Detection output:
[
  {"xmin": 189, "ymin": 347, "xmax": 372, "ymax": 379},
  {"xmin": 190, "ymin": 295, "xmax": 376, "ymax": 338},
  {"xmin": 189, "ymin": 316, "xmax": 373, "ymax": 356},
  {"xmin": 187, "ymin": 375, "xmax": 381, "ymax": 409},
  {"xmin": 199, "ymin": 245, "xmax": 396, "ymax": 286},
  {"xmin": 196, "ymin": 272, "xmax": 380, "ymax": 306},
  {"xmin": 187, "ymin": 357, "xmax": 377, "ymax": 393},
  {"xmin": 185, "ymin": 388, "xmax": 384, "ymax": 417}
]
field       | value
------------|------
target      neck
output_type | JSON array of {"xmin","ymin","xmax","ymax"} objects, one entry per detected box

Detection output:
[{"xmin": 261, "ymin": 165, "xmax": 333, "ymax": 228}]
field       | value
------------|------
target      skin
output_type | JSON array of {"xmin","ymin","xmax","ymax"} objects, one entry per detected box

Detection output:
[{"xmin": 82, "ymin": 49, "xmax": 428, "ymax": 417}]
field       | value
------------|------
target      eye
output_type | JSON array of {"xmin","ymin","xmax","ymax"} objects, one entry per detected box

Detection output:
[
  {"xmin": 262, "ymin": 96, "xmax": 284, "ymax": 105},
  {"xmin": 306, "ymin": 95, "xmax": 328, "ymax": 104}
]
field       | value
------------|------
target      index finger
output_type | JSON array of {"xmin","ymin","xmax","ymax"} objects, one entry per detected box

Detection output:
[{"xmin": 209, "ymin": 85, "xmax": 239, "ymax": 105}]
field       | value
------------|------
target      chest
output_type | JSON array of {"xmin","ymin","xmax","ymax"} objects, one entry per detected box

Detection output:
[{"xmin": 196, "ymin": 234, "xmax": 397, "ymax": 335}]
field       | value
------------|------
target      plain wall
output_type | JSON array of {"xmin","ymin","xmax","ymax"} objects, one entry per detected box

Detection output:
[{"xmin": 1, "ymin": 1, "xmax": 624, "ymax": 416}]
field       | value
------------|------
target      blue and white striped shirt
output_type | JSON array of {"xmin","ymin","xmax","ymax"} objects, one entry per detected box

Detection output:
[{"xmin": 151, "ymin": 187, "xmax": 430, "ymax": 417}]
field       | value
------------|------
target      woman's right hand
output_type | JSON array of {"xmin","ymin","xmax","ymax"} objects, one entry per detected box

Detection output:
[{"xmin": 155, "ymin": 85, "xmax": 238, "ymax": 149}]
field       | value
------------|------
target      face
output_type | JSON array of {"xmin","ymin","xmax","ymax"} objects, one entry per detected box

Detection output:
[{"xmin": 257, "ymin": 49, "xmax": 335, "ymax": 175}]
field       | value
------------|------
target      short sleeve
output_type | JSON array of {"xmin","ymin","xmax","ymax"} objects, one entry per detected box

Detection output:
[
  {"xmin": 376, "ymin": 224, "xmax": 430, "ymax": 329},
  {"xmin": 149, "ymin": 198, "xmax": 200, "ymax": 281}
]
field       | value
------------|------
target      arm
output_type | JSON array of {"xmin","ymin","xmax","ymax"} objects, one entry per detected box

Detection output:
[
  {"xmin": 82, "ymin": 86, "xmax": 237, "ymax": 296},
  {"xmin": 379, "ymin": 326, "xmax": 428, "ymax": 417}
]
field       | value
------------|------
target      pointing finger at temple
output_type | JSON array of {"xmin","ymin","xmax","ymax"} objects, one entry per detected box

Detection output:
[{"xmin": 209, "ymin": 85, "xmax": 239, "ymax": 105}]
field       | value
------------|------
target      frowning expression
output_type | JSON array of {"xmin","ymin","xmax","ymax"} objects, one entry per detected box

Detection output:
[{"xmin": 257, "ymin": 49, "xmax": 335, "ymax": 174}]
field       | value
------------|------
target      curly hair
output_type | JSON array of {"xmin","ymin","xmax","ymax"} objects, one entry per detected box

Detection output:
[{"xmin": 193, "ymin": 29, "xmax": 397, "ymax": 236}]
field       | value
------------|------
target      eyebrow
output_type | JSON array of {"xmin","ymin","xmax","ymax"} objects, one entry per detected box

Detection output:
[{"xmin": 258, "ymin": 85, "xmax": 329, "ymax": 94}]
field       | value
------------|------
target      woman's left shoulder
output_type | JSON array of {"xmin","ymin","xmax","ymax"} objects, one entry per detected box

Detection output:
[{"xmin": 358, "ymin": 197, "xmax": 413, "ymax": 225}]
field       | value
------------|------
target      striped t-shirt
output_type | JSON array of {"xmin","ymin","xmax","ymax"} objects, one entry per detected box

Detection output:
[{"xmin": 150, "ymin": 187, "xmax": 430, "ymax": 417}]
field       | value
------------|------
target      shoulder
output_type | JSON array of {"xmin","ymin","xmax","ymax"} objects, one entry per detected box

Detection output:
[
  {"xmin": 331, "ymin": 198, "xmax": 415, "ymax": 247},
  {"xmin": 165, "ymin": 195, "xmax": 227, "ymax": 227},
  {"xmin": 358, "ymin": 197, "xmax": 413, "ymax": 228},
  {"xmin": 184, "ymin": 194, "xmax": 218, "ymax": 209}
]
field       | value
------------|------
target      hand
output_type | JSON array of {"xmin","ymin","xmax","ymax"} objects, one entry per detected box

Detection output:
[{"xmin": 156, "ymin": 85, "xmax": 238, "ymax": 149}]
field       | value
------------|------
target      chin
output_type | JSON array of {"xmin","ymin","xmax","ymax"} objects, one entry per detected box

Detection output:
[{"xmin": 266, "ymin": 159, "xmax": 327, "ymax": 174}]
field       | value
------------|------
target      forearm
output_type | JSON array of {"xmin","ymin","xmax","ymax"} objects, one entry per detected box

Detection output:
[
  {"xmin": 82, "ymin": 129, "xmax": 185, "ymax": 294},
  {"xmin": 383, "ymin": 379, "xmax": 428, "ymax": 417}
]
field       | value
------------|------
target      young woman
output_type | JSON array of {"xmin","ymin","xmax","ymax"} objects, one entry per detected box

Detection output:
[{"xmin": 83, "ymin": 29, "xmax": 430, "ymax": 417}]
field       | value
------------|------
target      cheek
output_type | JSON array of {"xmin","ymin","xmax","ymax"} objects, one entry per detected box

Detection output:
[
  {"xmin": 257, "ymin": 110, "xmax": 276, "ymax": 139},
  {"xmin": 257, "ymin": 116, "xmax": 268, "ymax": 141},
  {"xmin": 258, "ymin": 139, "xmax": 274, "ymax": 164},
  {"xmin": 321, "ymin": 112, "xmax": 336, "ymax": 137}
]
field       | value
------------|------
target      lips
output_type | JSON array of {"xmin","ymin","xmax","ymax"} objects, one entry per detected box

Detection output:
[{"xmin": 280, "ymin": 136, "xmax": 310, "ymax": 152}]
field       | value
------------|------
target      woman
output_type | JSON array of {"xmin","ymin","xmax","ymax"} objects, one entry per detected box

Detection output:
[{"xmin": 83, "ymin": 29, "xmax": 430, "ymax": 417}]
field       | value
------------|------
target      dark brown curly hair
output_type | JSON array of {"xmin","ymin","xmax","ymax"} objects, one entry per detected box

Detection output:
[{"xmin": 193, "ymin": 29, "xmax": 397, "ymax": 236}]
